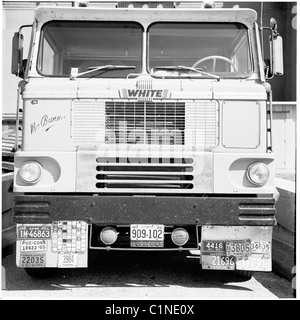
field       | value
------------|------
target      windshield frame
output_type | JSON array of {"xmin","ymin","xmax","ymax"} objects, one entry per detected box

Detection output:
[
  {"xmin": 147, "ymin": 21, "xmax": 254, "ymax": 79},
  {"xmin": 36, "ymin": 20, "xmax": 144, "ymax": 78}
]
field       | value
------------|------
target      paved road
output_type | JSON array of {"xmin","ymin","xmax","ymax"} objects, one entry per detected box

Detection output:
[{"xmin": 1, "ymin": 249, "xmax": 294, "ymax": 300}]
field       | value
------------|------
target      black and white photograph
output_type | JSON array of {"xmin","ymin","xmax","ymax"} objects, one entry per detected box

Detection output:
[{"xmin": 1, "ymin": 0, "xmax": 297, "ymax": 303}]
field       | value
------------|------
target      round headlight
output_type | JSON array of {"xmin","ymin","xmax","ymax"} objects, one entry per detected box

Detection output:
[
  {"xmin": 247, "ymin": 162, "xmax": 269, "ymax": 186},
  {"xmin": 18, "ymin": 161, "xmax": 42, "ymax": 184}
]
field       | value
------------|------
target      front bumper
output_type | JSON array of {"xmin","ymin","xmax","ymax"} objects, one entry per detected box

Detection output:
[
  {"xmin": 13, "ymin": 194, "xmax": 276, "ymax": 226},
  {"xmin": 14, "ymin": 195, "xmax": 275, "ymax": 271}
]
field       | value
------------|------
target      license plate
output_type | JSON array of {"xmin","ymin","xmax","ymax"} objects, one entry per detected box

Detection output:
[
  {"xmin": 58, "ymin": 253, "xmax": 78, "ymax": 268},
  {"xmin": 251, "ymin": 241, "xmax": 271, "ymax": 254},
  {"xmin": 202, "ymin": 255, "xmax": 235, "ymax": 270},
  {"xmin": 17, "ymin": 225, "xmax": 51, "ymax": 239},
  {"xmin": 20, "ymin": 239, "xmax": 47, "ymax": 252},
  {"xmin": 202, "ymin": 240, "xmax": 226, "ymax": 253},
  {"xmin": 236, "ymin": 254, "xmax": 271, "ymax": 271},
  {"xmin": 20, "ymin": 254, "xmax": 46, "ymax": 267},
  {"xmin": 130, "ymin": 224, "xmax": 164, "ymax": 247},
  {"xmin": 226, "ymin": 240, "xmax": 251, "ymax": 257}
]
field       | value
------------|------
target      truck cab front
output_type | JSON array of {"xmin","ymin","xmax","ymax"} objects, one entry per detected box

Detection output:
[{"xmin": 11, "ymin": 1, "xmax": 283, "ymax": 277}]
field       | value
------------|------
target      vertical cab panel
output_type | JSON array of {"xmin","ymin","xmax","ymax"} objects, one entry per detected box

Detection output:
[
  {"xmin": 222, "ymin": 101, "xmax": 261, "ymax": 148},
  {"xmin": 22, "ymin": 99, "xmax": 74, "ymax": 151}
]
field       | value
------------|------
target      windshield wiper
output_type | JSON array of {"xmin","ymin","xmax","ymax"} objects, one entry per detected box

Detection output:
[
  {"xmin": 70, "ymin": 65, "xmax": 136, "ymax": 79},
  {"xmin": 154, "ymin": 65, "xmax": 220, "ymax": 81}
]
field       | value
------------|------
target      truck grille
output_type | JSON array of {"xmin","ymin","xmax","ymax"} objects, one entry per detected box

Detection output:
[
  {"xmin": 105, "ymin": 101, "xmax": 185, "ymax": 145},
  {"xmin": 72, "ymin": 99, "xmax": 217, "ymax": 148},
  {"xmin": 74, "ymin": 99, "xmax": 216, "ymax": 193}
]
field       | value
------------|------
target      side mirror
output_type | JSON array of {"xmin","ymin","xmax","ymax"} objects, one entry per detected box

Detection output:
[
  {"xmin": 263, "ymin": 17, "xmax": 284, "ymax": 78},
  {"xmin": 269, "ymin": 18, "xmax": 284, "ymax": 76},
  {"xmin": 270, "ymin": 35, "xmax": 284, "ymax": 76},
  {"xmin": 11, "ymin": 32, "xmax": 24, "ymax": 77},
  {"xmin": 11, "ymin": 25, "xmax": 32, "ymax": 78}
]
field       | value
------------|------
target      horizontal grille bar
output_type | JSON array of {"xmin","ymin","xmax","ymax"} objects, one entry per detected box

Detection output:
[
  {"xmin": 96, "ymin": 156, "xmax": 194, "ymax": 164},
  {"xmin": 95, "ymin": 183, "xmax": 194, "ymax": 189}
]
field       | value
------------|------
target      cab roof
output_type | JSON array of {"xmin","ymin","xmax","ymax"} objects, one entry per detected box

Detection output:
[{"xmin": 34, "ymin": 6, "xmax": 257, "ymax": 28}]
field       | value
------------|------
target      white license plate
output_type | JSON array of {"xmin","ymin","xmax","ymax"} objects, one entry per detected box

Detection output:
[
  {"xmin": 130, "ymin": 224, "xmax": 164, "ymax": 247},
  {"xmin": 251, "ymin": 241, "xmax": 271, "ymax": 254},
  {"xmin": 20, "ymin": 239, "xmax": 47, "ymax": 252},
  {"xmin": 236, "ymin": 254, "xmax": 272, "ymax": 271},
  {"xmin": 58, "ymin": 252, "xmax": 78, "ymax": 268}
]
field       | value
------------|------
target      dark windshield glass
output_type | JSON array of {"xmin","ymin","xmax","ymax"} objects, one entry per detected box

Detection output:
[
  {"xmin": 37, "ymin": 21, "xmax": 143, "ymax": 78},
  {"xmin": 148, "ymin": 23, "xmax": 252, "ymax": 78}
]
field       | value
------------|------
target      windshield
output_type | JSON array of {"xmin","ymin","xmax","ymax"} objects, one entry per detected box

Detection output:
[
  {"xmin": 148, "ymin": 23, "xmax": 252, "ymax": 78},
  {"xmin": 37, "ymin": 21, "xmax": 143, "ymax": 78},
  {"xmin": 37, "ymin": 21, "xmax": 251, "ymax": 79}
]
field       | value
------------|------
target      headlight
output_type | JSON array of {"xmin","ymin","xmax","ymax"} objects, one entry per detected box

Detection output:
[
  {"xmin": 18, "ymin": 161, "xmax": 42, "ymax": 184},
  {"xmin": 247, "ymin": 162, "xmax": 269, "ymax": 186}
]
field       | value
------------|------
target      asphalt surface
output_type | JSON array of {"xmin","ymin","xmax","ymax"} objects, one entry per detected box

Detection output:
[{"xmin": 1, "ymin": 248, "xmax": 295, "ymax": 300}]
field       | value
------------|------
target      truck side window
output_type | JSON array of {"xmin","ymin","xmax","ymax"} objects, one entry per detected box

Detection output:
[
  {"xmin": 233, "ymin": 37, "xmax": 251, "ymax": 74},
  {"xmin": 38, "ymin": 34, "xmax": 55, "ymax": 74}
]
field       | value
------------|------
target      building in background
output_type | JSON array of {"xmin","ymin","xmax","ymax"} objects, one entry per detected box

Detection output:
[{"xmin": 2, "ymin": 1, "xmax": 297, "ymax": 174}]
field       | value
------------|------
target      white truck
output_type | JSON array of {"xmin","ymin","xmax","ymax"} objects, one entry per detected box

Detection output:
[{"xmin": 11, "ymin": 1, "xmax": 283, "ymax": 278}]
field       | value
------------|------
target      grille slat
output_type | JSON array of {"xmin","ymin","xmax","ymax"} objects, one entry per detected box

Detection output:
[
  {"xmin": 96, "ymin": 169, "xmax": 193, "ymax": 174},
  {"xmin": 96, "ymin": 179, "xmax": 193, "ymax": 184}
]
